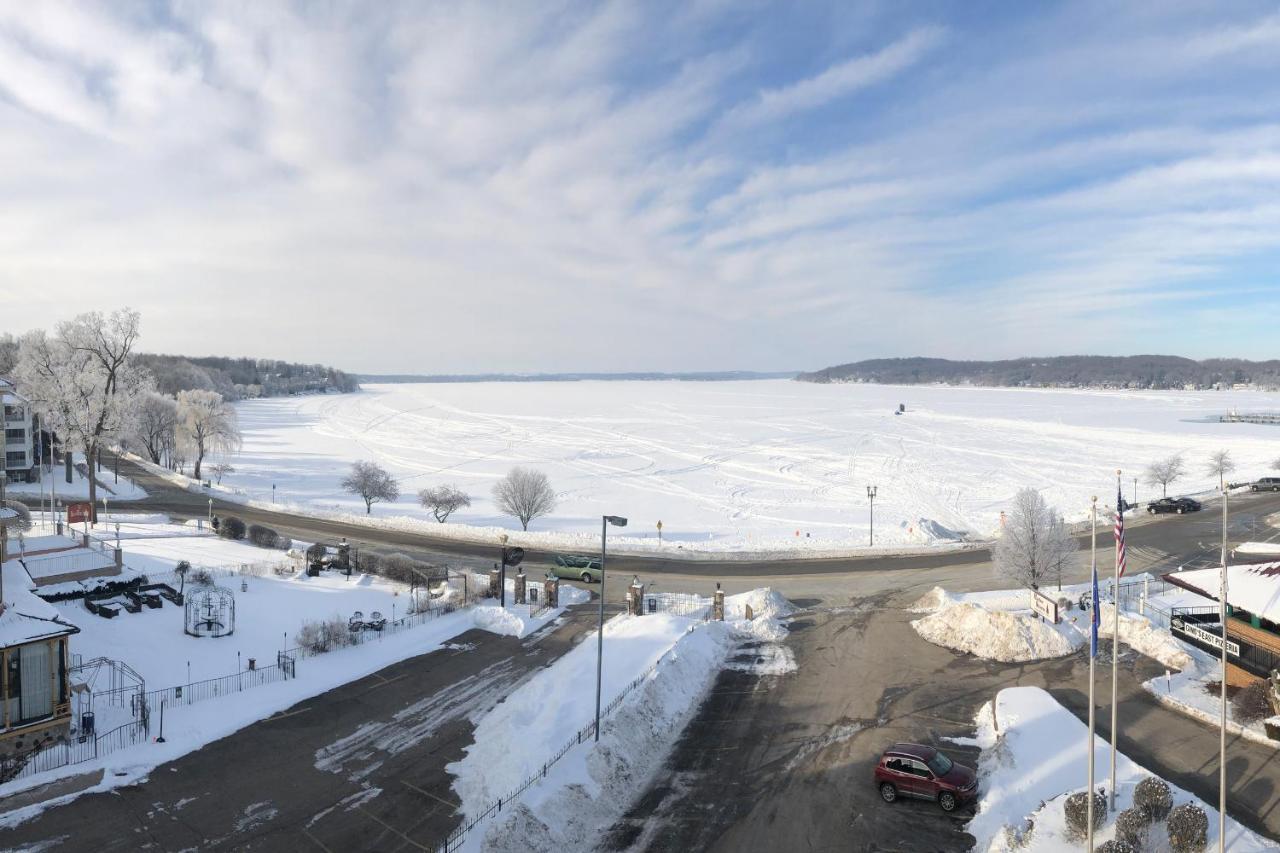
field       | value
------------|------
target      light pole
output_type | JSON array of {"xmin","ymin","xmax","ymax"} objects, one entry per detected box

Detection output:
[
  {"xmin": 1219, "ymin": 480, "xmax": 1229, "ymax": 853},
  {"xmin": 272, "ymin": 484, "xmax": 276, "ymax": 504},
  {"xmin": 595, "ymin": 514, "xmax": 628, "ymax": 742},
  {"xmin": 867, "ymin": 486, "xmax": 877, "ymax": 547},
  {"xmin": 499, "ymin": 533, "xmax": 509, "ymax": 608},
  {"xmin": 207, "ymin": 498, "xmax": 213, "ymax": 524}
]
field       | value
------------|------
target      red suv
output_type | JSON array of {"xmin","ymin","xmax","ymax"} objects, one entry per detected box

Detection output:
[{"xmin": 874, "ymin": 743, "xmax": 977, "ymax": 812}]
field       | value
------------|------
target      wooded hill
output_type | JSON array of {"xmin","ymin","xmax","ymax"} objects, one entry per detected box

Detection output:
[
  {"xmin": 797, "ymin": 356, "xmax": 1280, "ymax": 390},
  {"xmin": 136, "ymin": 354, "xmax": 359, "ymax": 399}
]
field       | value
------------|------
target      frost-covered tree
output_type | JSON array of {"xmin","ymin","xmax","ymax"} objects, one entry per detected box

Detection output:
[
  {"xmin": 341, "ymin": 460, "xmax": 399, "ymax": 514},
  {"xmin": 492, "ymin": 467, "xmax": 556, "ymax": 531},
  {"xmin": 176, "ymin": 389, "xmax": 241, "ymax": 481},
  {"xmin": 995, "ymin": 488, "xmax": 1078, "ymax": 590},
  {"xmin": 132, "ymin": 392, "xmax": 178, "ymax": 465},
  {"xmin": 1144, "ymin": 453, "xmax": 1185, "ymax": 498},
  {"xmin": 417, "ymin": 484, "xmax": 471, "ymax": 523},
  {"xmin": 209, "ymin": 462, "xmax": 235, "ymax": 485},
  {"xmin": 1205, "ymin": 448, "xmax": 1235, "ymax": 491},
  {"xmin": 16, "ymin": 309, "xmax": 152, "ymax": 523}
]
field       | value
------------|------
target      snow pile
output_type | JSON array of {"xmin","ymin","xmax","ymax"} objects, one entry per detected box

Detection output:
[
  {"xmin": 912, "ymin": 602, "xmax": 1078, "ymax": 662},
  {"xmin": 1098, "ymin": 603, "xmax": 1191, "ymax": 670},
  {"xmin": 910, "ymin": 586, "xmax": 954, "ymax": 612},
  {"xmin": 726, "ymin": 587, "xmax": 793, "ymax": 643},
  {"xmin": 471, "ymin": 602, "xmax": 561, "ymax": 639},
  {"xmin": 472, "ymin": 619, "xmax": 734, "ymax": 852},
  {"xmin": 969, "ymin": 686, "xmax": 1273, "ymax": 851}
]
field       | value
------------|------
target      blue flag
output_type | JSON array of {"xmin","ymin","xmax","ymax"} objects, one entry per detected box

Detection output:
[{"xmin": 1090, "ymin": 560, "xmax": 1100, "ymax": 658}]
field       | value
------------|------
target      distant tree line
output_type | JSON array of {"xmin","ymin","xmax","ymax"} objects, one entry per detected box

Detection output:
[
  {"xmin": 134, "ymin": 353, "xmax": 359, "ymax": 400},
  {"xmin": 797, "ymin": 355, "xmax": 1280, "ymax": 391}
]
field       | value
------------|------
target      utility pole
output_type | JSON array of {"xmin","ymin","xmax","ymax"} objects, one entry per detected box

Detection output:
[
  {"xmin": 1219, "ymin": 482, "xmax": 1229, "ymax": 853},
  {"xmin": 867, "ymin": 485, "xmax": 877, "ymax": 547},
  {"xmin": 1087, "ymin": 495, "xmax": 1098, "ymax": 852}
]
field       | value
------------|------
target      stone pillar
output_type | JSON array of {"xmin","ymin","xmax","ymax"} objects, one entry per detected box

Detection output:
[
  {"xmin": 82, "ymin": 533, "xmax": 90, "ymax": 547},
  {"xmin": 713, "ymin": 586, "xmax": 725, "ymax": 621},
  {"xmin": 488, "ymin": 568, "xmax": 501, "ymax": 599},
  {"xmin": 114, "ymin": 548, "xmax": 123, "ymax": 570},
  {"xmin": 627, "ymin": 582, "xmax": 644, "ymax": 615},
  {"xmin": 544, "ymin": 576, "xmax": 559, "ymax": 608},
  {"xmin": 514, "ymin": 572, "xmax": 527, "ymax": 605}
]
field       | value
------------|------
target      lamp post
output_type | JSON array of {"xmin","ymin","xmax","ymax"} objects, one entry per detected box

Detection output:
[
  {"xmin": 867, "ymin": 485, "xmax": 878, "ymax": 547},
  {"xmin": 207, "ymin": 498, "xmax": 213, "ymax": 524},
  {"xmin": 595, "ymin": 514, "xmax": 628, "ymax": 742},
  {"xmin": 1219, "ymin": 479, "xmax": 1229, "ymax": 853},
  {"xmin": 499, "ymin": 533, "xmax": 509, "ymax": 608},
  {"xmin": 272, "ymin": 484, "xmax": 276, "ymax": 504}
]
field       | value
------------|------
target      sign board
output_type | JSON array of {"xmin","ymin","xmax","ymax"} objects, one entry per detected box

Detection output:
[
  {"xmin": 67, "ymin": 502, "xmax": 92, "ymax": 525},
  {"xmin": 1172, "ymin": 618, "xmax": 1241, "ymax": 656},
  {"xmin": 646, "ymin": 597, "xmax": 658, "ymax": 614},
  {"xmin": 1031, "ymin": 590, "xmax": 1059, "ymax": 624}
]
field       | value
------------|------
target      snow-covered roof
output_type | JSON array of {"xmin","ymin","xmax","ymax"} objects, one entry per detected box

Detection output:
[
  {"xmin": 1166, "ymin": 562, "xmax": 1280, "ymax": 624},
  {"xmin": 0, "ymin": 560, "xmax": 76, "ymax": 646}
]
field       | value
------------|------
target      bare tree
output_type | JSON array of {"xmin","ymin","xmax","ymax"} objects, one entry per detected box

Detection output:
[
  {"xmin": 1144, "ymin": 453, "xmax": 1186, "ymax": 499},
  {"xmin": 418, "ymin": 484, "xmax": 471, "ymax": 523},
  {"xmin": 994, "ymin": 488, "xmax": 1078, "ymax": 591},
  {"xmin": 492, "ymin": 467, "xmax": 556, "ymax": 531},
  {"xmin": 209, "ymin": 462, "xmax": 235, "ymax": 485},
  {"xmin": 176, "ymin": 389, "xmax": 241, "ymax": 482},
  {"xmin": 132, "ymin": 392, "xmax": 178, "ymax": 465},
  {"xmin": 1205, "ymin": 449, "xmax": 1235, "ymax": 491},
  {"xmin": 16, "ymin": 309, "xmax": 152, "ymax": 523},
  {"xmin": 341, "ymin": 460, "xmax": 399, "ymax": 514}
]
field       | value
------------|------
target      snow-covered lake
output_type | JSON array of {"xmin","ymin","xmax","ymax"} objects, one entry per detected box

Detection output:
[{"xmin": 222, "ymin": 380, "xmax": 1280, "ymax": 553}]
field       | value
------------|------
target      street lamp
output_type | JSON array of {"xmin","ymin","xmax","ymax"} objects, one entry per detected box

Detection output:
[
  {"xmin": 867, "ymin": 486, "xmax": 878, "ymax": 547},
  {"xmin": 207, "ymin": 498, "xmax": 213, "ymax": 524},
  {"xmin": 595, "ymin": 514, "xmax": 628, "ymax": 742},
  {"xmin": 499, "ymin": 533, "xmax": 509, "ymax": 608}
]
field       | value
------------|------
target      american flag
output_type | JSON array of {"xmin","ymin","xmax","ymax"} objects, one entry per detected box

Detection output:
[{"xmin": 1115, "ymin": 486, "xmax": 1127, "ymax": 578}]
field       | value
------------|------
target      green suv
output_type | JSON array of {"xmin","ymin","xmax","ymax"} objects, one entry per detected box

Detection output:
[{"xmin": 550, "ymin": 555, "xmax": 602, "ymax": 583}]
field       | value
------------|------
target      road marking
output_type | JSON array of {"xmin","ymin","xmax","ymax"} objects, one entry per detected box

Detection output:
[
  {"xmin": 400, "ymin": 780, "xmax": 460, "ymax": 812},
  {"xmin": 266, "ymin": 707, "xmax": 312, "ymax": 722},
  {"xmin": 357, "ymin": 806, "xmax": 431, "ymax": 851},
  {"xmin": 302, "ymin": 828, "xmax": 335, "ymax": 852}
]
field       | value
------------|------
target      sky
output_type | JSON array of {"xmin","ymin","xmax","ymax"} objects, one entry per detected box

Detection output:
[{"xmin": 2, "ymin": 1, "xmax": 1280, "ymax": 374}]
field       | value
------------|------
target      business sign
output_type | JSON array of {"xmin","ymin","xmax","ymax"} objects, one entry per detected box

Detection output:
[
  {"xmin": 1171, "ymin": 618, "xmax": 1240, "ymax": 656},
  {"xmin": 67, "ymin": 502, "xmax": 92, "ymax": 525},
  {"xmin": 1031, "ymin": 590, "xmax": 1059, "ymax": 624}
]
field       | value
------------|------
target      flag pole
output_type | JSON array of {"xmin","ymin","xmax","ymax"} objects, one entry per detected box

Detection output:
[
  {"xmin": 1087, "ymin": 495, "xmax": 1098, "ymax": 851},
  {"xmin": 1110, "ymin": 470, "xmax": 1121, "ymax": 813},
  {"xmin": 1219, "ymin": 479, "xmax": 1229, "ymax": 853}
]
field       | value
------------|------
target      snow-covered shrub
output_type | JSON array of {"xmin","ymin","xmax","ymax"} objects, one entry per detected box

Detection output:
[
  {"xmin": 247, "ymin": 524, "xmax": 280, "ymax": 549},
  {"xmin": 1063, "ymin": 789, "xmax": 1106, "ymax": 840},
  {"xmin": 295, "ymin": 617, "xmax": 353, "ymax": 654},
  {"xmin": 189, "ymin": 568, "xmax": 214, "ymax": 587},
  {"xmin": 219, "ymin": 515, "xmax": 246, "ymax": 540},
  {"xmin": 1094, "ymin": 840, "xmax": 1135, "ymax": 853},
  {"xmin": 1057, "ymin": 596, "xmax": 1073, "ymax": 613},
  {"xmin": 1167, "ymin": 802, "xmax": 1208, "ymax": 853},
  {"xmin": 1232, "ymin": 679, "xmax": 1272, "ymax": 724},
  {"xmin": 359, "ymin": 552, "xmax": 380, "ymax": 573},
  {"xmin": 1134, "ymin": 776, "xmax": 1172, "ymax": 821},
  {"xmin": 305, "ymin": 542, "xmax": 328, "ymax": 562},
  {"xmin": 1114, "ymin": 805, "xmax": 1153, "ymax": 847}
]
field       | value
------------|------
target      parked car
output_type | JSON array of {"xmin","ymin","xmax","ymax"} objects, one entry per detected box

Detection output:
[
  {"xmin": 1146, "ymin": 497, "xmax": 1202, "ymax": 515},
  {"xmin": 1252, "ymin": 477, "xmax": 1280, "ymax": 492},
  {"xmin": 551, "ymin": 555, "xmax": 602, "ymax": 583},
  {"xmin": 874, "ymin": 743, "xmax": 977, "ymax": 812}
]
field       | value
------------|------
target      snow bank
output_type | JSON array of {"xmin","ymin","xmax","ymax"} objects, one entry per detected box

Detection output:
[
  {"xmin": 910, "ymin": 586, "xmax": 953, "ymax": 612},
  {"xmin": 969, "ymin": 686, "xmax": 1273, "ymax": 851},
  {"xmin": 471, "ymin": 602, "xmax": 561, "ymax": 639},
  {"xmin": 1098, "ymin": 603, "xmax": 1191, "ymax": 670},
  {"xmin": 912, "ymin": 602, "xmax": 1078, "ymax": 662},
  {"xmin": 473, "ymin": 620, "xmax": 734, "ymax": 852}
]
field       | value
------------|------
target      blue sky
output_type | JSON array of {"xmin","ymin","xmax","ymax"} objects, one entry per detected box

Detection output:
[{"xmin": 1, "ymin": 1, "xmax": 1279, "ymax": 372}]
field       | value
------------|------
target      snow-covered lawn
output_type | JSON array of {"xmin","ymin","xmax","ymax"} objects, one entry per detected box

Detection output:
[
  {"xmin": 970, "ymin": 686, "xmax": 1273, "ymax": 851},
  {"xmin": 208, "ymin": 380, "xmax": 1280, "ymax": 555},
  {"xmin": 449, "ymin": 589, "xmax": 793, "ymax": 852},
  {"xmin": 6, "ymin": 453, "xmax": 146, "ymax": 503},
  {"xmin": 911, "ymin": 578, "xmax": 1191, "ymax": 668}
]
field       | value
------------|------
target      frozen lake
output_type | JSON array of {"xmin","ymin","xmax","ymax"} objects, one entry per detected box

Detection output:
[{"xmin": 223, "ymin": 380, "xmax": 1280, "ymax": 553}]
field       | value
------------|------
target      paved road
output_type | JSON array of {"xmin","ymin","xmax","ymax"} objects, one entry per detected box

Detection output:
[
  {"xmin": 0, "ymin": 605, "xmax": 604, "ymax": 852},
  {"xmin": 100, "ymin": 450, "xmax": 1280, "ymax": 583},
  {"xmin": 7, "ymin": 455, "xmax": 1280, "ymax": 851},
  {"xmin": 610, "ymin": 589, "xmax": 1280, "ymax": 852}
]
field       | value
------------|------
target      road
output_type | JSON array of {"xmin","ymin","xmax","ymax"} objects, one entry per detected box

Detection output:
[{"xmin": 5, "ymin": 455, "xmax": 1279, "ymax": 851}]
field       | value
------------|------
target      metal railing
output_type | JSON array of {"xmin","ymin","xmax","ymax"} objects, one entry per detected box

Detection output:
[
  {"xmin": 436, "ymin": 629, "xmax": 692, "ymax": 853},
  {"xmin": 145, "ymin": 662, "xmax": 290, "ymax": 711},
  {"xmin": 6, "ymin": 718, "xmax": 148, "ymax": 784}
]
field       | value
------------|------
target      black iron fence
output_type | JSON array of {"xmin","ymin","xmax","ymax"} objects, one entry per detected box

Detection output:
[
  {"xmin": 145, "ymin": 662, "xmax": 291, "ymax": 712},
  {"xmin": 8, "ymin": 718, "xmax": 148, "ymax": 784}
]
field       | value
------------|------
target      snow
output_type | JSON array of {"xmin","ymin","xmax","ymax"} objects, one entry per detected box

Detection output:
[
  {"xmin": 911, "ymin": 577, "xmax": 1191, "ymax": 668},
  {"xmin": 5, "ymin": 453, "xmax": 146, "ymax": 503},
  {"xmin": 451, "ymin": 612, "xmax": 739, "ymax": 852},
  {"xmin": 211, "ymin": 381, "xmax": 1280, "ymax": 555},
  {"xmin": 1166, "ymin": 561, "xmax": 1280, "ymax": 623},
  {"xmin": 1142, "ymin": 644, "xmax": 1279, "ymax": 749},
  {"xmin": 913, "ymin": 601, "xmax": 1079, "ymax": 662},
  {"xmin": 969, "ymin": 686, "xmax": 1274, "ymax": 851}
]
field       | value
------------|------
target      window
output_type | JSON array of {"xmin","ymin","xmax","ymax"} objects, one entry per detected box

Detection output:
[
  {"xmin": 5, "ymin": 428, "xmax": 25, "ymax": 442},
  {"xmin": 5, "ymin": 451, "xmax": 26, "ymax": 467},
  {"xmin": 4, "ymin": 642, "xmax": 56, "ymax": 727},
  {"xmin": 908, "ymin": 760, "xmax": 933, "ymax": 778},
  {"xmin": 926, "ymin": 751, "xmax": 953, "ymax": 777}
]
